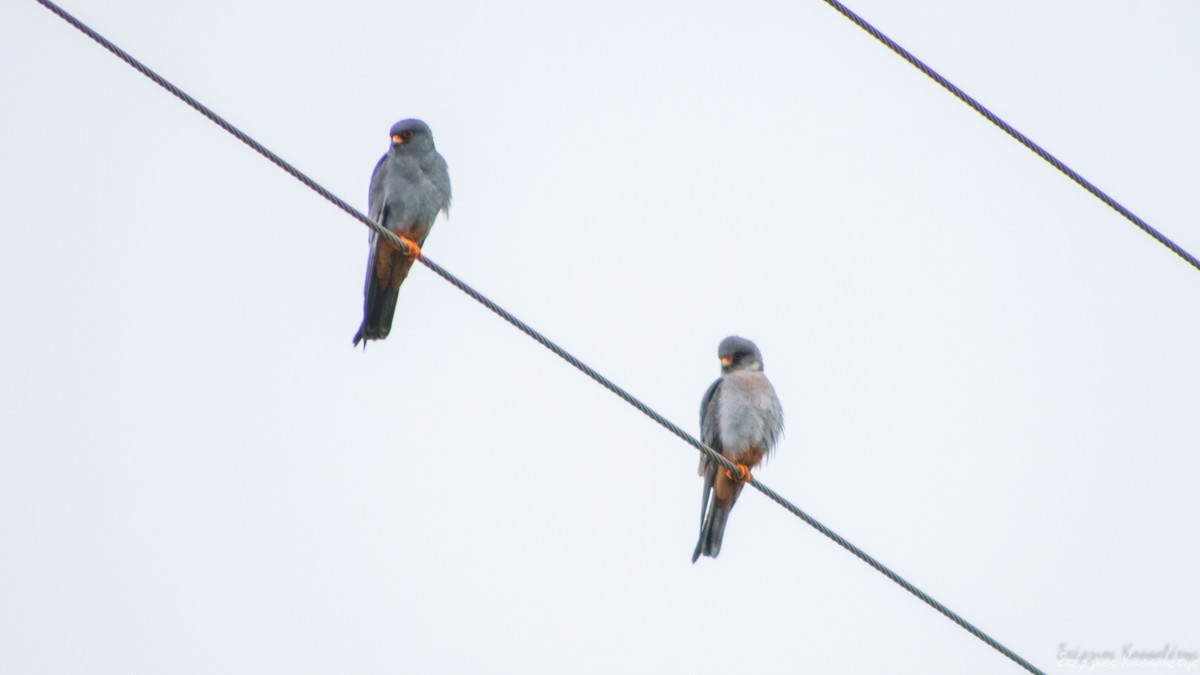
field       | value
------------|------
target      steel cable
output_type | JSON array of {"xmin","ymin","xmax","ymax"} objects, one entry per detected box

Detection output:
[{"xmin": 818, "ymin": 0, "xmax": 1200, "ymax": 272}]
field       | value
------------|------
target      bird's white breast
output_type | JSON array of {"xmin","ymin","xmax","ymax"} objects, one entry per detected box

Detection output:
[{"xmin": 717, "ymin": 371, "xmax": 783, "ymax": 453}]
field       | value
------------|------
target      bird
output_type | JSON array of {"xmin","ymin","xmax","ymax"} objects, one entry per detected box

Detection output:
[
  {"xmin": 693, "ymin": 336, "xmax": 784, "ymax": 562},
  {"xmin": 353, "ymin": 119, "xmax": 451, "ymax": 347}
]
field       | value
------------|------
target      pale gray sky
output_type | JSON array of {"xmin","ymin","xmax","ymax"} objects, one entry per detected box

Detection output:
[{"xmin": 2, "ymin": 1, "xmax": 1198, "ymax": 673}]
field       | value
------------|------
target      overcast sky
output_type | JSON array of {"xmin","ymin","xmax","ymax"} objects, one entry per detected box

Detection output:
[{"xmin": 2, "ymin": 1, "xmax": 1198, "ymax": 673}]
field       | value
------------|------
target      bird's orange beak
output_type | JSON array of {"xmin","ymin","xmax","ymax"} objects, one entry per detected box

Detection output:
[
  {"xmin": 720, "ymin": 356, "xmax": 733, "ymax": 367},
  {"xmin": 392, "ymin": 134, "xmax": 404, "ymax": 144}
]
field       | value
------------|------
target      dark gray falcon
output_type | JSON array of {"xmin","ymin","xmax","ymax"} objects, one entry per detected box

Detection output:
[
  {"xmin": 353, "ymin": 119, "xmax": 451, "ymax": 346},
  {"xmin": 693, "ymin": 336, "xmax": 784, "ymax": 562}
]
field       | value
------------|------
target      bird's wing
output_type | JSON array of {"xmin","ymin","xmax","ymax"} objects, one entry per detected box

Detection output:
[
  {"xmin": 697, "ymin": 377, "xmax": 723, "ymax": 526},
  {"xmin": 699, "ymin": 377, "xmax": 723, "ymax": 462},
  {"xmin": 359, "ymin": 155, "xmax": 392, "ymax": 312},
  {"xmin": 761, "ymin": 375, "xmax": 785, "ymax": 457},
  {"xmin": 421, "ymin": 150, "xmax": 452, "ymax": 214},
  {"xmin": 368, "ymin": 153, "xmax": 389, "ymax": 228}
]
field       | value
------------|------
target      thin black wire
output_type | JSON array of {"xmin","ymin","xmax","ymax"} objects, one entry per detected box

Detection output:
[
  {"xmin": 37, "ymin": 1, "xmax": 1043, "ymax": 673},
  {"xmin": 819, "ymin": 0, "xmax": 1200, "ymax": 273},
  {"xmin": 32, "ymin": 0, "xmax": 410, "ymax": 256},
  {"xmin": 431, "ymin": 252, "xmax": 1044, "ymax": 675}
]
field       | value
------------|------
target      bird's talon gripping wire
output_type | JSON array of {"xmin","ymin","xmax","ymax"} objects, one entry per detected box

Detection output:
[
  {"xmin": 400, "ymin": 236, "xmax": 422, "ymax": 260},
  {"xmin": 725, "ymin": 464, "xmax": 752, "ymax": 482}
]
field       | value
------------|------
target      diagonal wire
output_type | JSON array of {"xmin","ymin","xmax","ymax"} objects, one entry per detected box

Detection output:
[
  {"xmin": 35, "ymin": 1, "xmax": 1044, "ymax": 672},
  {"xmin": 31, "ymin": 0, "xmax": 411, "ymax": 257},
  {"xmin": 818, "ymin": 0, "xmax": 1200, "ymax": 273},
  {"xmin": 432, "ymin": 245, "xmax": 1050, "ymax": 675}
]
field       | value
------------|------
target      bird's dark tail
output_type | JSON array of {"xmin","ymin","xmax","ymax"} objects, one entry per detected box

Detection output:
[
  {"xmin": 692, "ymin": 499, "xmax": 731, "ymax": 563},
  {"xmin": 353, "ymin": 248, "xmax": 415, "ymax": 347}
]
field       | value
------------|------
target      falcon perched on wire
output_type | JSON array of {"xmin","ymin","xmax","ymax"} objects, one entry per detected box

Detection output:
[
  {"xmin": 353, "ymin": 118, "xmax": 451, "ymax": 346},
  {"xmin": 693, "ymin": 336, "xmax": 784, "ymax": 562}
]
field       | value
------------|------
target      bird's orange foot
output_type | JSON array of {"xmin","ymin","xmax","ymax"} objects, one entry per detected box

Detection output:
[
  {"xmin": 725, "ymin": 464, "xmax": 752, "ymax": 482},
  {"xmin": 399, "ymin": 236, "xmax": 422, "ymax": 260}
]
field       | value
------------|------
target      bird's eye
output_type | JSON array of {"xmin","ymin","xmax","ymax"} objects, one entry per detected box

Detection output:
[{"xmin": 400, "ymin": 130, "xmax": 415, "ymax": 140}]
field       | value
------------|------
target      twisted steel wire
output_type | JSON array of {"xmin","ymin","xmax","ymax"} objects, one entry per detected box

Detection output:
[
  {"xmin": 819, "ymin": 0, "xmax": 1200, "ymax": 272},
  {"xmin": 427, "ymin": 259, "xmax": 1046, "ymax": 675},
  {"xmin": 36, "ymin": 1, "xmax": 1051, "ymax": 671},
  {"xmin": 31, "ymin": 0, "xmax": 412, "ymax": 257}
]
